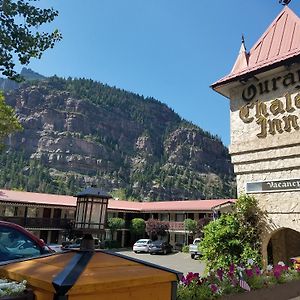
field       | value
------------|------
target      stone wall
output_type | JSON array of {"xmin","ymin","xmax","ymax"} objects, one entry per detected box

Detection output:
[{"xmin": 228, "ymin": 63, "xmax": 300, "ymax": 264}]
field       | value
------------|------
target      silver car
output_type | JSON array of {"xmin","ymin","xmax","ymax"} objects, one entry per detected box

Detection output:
[{"xmin": 133, "ymin": 239, "xmax": 152, "ymax": 253}]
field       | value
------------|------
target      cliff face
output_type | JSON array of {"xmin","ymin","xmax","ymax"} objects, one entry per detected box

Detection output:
[{"xmin": 1, "ymin": 76, "xmax": 235, "ymax": 200}]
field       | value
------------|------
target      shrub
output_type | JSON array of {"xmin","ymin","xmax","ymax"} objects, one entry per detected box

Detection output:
[
  {"xmin": 199, "ymin": 194, "xmax": 262, "ymax": 271},
  {"xmin": 182, "ymin": 245, "xmax": 189, "ymax": 253},
  {"xmin": 107, "ymin": 217, "xmax": 125, "ymax": 240},
  {"xmin": 130, "ymin": 218, "xmax": 146, "ymax": 236},
  {"xmin": 102, "ymin": 239, "xmax": 121, "ymax": 249}
]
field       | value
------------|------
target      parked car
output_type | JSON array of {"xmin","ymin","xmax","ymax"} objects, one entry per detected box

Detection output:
[
  {"xmin": 0, "ymin": 221, "xmax": 53, "ymax": 263},
  {"xmin": 148, "ymin": 240, "xmax": 173, "ymax": 255},
  {"xmin": 47, "ymin": 244, "xmax": 63, "ymax": 253},
  {"xmin": 132, "ymin": 239, "xmax": 152, "ymax": 253},
  {"xmin": 189, "ymin": 238, "xmax": 201, "ymax": 259},
  {"xmin": 61, "ymin": 238, "xmax": 100, "ymax": 250}
]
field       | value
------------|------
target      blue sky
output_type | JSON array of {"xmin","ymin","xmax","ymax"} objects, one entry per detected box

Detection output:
[{"xmin": 25, "ymin": 0, "xmax": 299, "ymax": 146}]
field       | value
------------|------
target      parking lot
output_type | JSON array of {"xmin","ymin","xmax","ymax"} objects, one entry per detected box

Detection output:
[{"xmin": 114, "ymin": 250, "xmax": 206, "ymax": 276}]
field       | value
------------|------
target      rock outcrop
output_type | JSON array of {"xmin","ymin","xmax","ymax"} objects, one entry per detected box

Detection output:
[{"xmin": 1, "ymin": 76, "xmax": 235, "ymax": 200}]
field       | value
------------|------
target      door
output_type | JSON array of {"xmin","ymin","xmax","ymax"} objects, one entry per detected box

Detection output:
[
  {"xmin": 53, "ymin": 209, "xmax": 61, "ymax": 219},
  {"xmin": 50, "ymin": 230, "xmax": 59, "ymax": 244},
  {"xmin": 43, "ymin": 208, "xmax": 51, "ymax": 218},
  {"xmin": 40, "ymin": 230, "xmax": 49, "ymax": 243}
]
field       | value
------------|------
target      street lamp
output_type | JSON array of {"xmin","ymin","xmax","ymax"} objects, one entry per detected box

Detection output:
[{"xmin": 74, "ymin": 187, "xmax": 111, "ymax": 241}]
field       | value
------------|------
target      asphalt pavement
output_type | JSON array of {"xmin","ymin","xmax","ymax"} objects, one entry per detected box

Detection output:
[{"xmin": 114, "ymin": 250, "xmax": 206, "ymax": 276}]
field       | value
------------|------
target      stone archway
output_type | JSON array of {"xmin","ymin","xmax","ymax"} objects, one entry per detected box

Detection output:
[{"xmin": 267, "ymin": 228, "xmax": 300, "ymax": 265}]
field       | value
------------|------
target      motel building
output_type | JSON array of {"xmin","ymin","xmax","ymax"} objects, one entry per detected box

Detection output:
[
  {"xmin": 212, "ymin": 5, "xmax": 300, "ymax": 266},
  {"xmin": 0, "ymin": 189, "xmax": 234, "ymax": 247}
]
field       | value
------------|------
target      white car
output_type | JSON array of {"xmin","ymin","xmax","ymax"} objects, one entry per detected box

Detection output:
[
  {"xmin": 133, "ymin": 239, "xmax": 152, "ymax": 253},
  {"xmin": 47, "ymin": 244, "xmax": 63, "ymax": 253}
]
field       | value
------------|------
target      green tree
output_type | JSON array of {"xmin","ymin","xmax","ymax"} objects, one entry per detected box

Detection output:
[
  {"xmin": 184, "ymin": 218, "xmax": 197, "ymax": 243},
  {"xmin": 0, "ymin": 92, "xmax": 22, "ymax": 148},
  {"xmin": 184, "ymin": 218, "xmax": 197, "ymax": 235},
  {"xmin": 199, "ymin": 194, "xmax": 262, "ymax": 271},
  {"xmin": 1, "ymin": 0, "xmax": 62, "ymax": 80},
  {"xmin": 107, "ymin": 217, "xmax": 125, "ymax": 240},
  {"xmin": 130, "ymin": 218, "xmax": 145, "ymax": 239}
]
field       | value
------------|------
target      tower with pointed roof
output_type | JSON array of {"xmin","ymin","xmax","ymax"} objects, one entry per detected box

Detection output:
[{"xmin": 212, "ymin": 6, "xmax": 300, "ymax": 266}]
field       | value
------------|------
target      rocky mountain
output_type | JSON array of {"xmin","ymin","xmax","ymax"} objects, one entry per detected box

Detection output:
[
  {"xmin": 0, "ymin": 73, "xmax": 236, "ymax": 201},
  {"xmin": 0, "ymin": 68, "xmax": 46, "ymax": 91}
]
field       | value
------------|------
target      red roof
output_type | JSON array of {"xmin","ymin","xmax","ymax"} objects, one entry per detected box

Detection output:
[
  {"xmin": 0, "ymin": 189, "xmax": 235, "ymax": 212},
  {"xmin": 108, "ymin": 199, "xmax": 143, "ymax": 212},
  {"xmin": 140, "ymin": 199, "xmax": 235, "ymax": 212},
  {"xmin": 0, "ymin": 189, "xmax": 76, "ymax": 207},
  {"xmin": 212, "ymin": 6, "xmax": 300, "ymax": 91}
]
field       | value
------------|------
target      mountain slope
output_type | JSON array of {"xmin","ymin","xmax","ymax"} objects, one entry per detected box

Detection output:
[{"xmin": 1, "ymin": 75, "xmax": 235, "ymax": 200}]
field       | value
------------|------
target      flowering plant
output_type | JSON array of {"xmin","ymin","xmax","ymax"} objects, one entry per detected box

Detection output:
[
  {"xmin": 177, "ymin": 260, "xmax": 300, "ymax": 300},
  {"xmin": 0, "ymin": 279, "xmax": 27, "ymax": 298}
]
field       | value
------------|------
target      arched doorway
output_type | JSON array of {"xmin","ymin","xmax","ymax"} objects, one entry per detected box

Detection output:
[{"xmin": 267, "ymin": 228, "xmax": 300, "ymax": 265}]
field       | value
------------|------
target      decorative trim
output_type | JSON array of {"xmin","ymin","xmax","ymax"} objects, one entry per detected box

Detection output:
[{"xmin": 52, "ymin": 251, "xmax": 93, "ymax": 300}]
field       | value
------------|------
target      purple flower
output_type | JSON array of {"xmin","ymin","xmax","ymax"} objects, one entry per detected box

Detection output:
[
  {"xmin": 210, "ymin": 284, "xmax": 218, "ymax": 293},
  {"xmin": 181, "ymin": 272, "xmax": 200, "ymax": 286},
  {"xmin": 273, "ymin": 268, "xmax": 281, "ymax": 280},
  {"xmin": 227, "ymin": 263, "xmax": 235, "ymax": 279},
  {"xmin": 254, "ymin": 266, "xmax": 261, "ymax": 275},
  {"xmin": 245, "ymin": 269, "xmax": 253, "ymax": 277},
  {"xmin": 273, "ymin": 264, "xmax": 288, "ymax": 280},
  {"xmin": 216, "ymin": 269, "xmax": 224, "ymax": 281}
]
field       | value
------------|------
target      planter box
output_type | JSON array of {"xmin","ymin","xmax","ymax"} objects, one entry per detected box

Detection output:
[
  {"xmin": 221, "ymin": 280, "xmax": 300, "ymax": 300},
  {"xmin": 0, "ymin": 289, "xmax": 34, "ymax": 300}
]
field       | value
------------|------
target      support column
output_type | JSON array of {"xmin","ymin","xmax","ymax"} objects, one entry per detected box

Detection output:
[
  {"xmin": 24, "ymin": 206, "xmax": 28, "ymax": 227},
  {"xmin": 121, "ymin": 230, "xmax": 125, "ymax": 248}
]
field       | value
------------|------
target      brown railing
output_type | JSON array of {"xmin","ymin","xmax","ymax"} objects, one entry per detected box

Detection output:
[
  {"xmin": 168, "ymin": 221, "xmax": 184, "ymax": 231},
  {"xmin": 0, "ymin": 216, "xmax": 71, "ymax": 229}
]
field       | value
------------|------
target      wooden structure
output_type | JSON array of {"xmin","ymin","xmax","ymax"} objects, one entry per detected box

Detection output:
[{"xmin": 0, "ymin": 250, "xmax": 181, "ymax": 300}]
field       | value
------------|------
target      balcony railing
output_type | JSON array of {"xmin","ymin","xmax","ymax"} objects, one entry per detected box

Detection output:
[
  {"xmin": 168, "ymin": 221, "xmax": 184, "ymax": 231},
  {"xmin": 0, "ymin": 216, "xmax": 71, "ymax": 229}
]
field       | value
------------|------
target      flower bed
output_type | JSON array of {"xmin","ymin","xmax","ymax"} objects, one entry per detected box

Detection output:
[
  {"xmin": 177, "ymin": 261, "xmax": 300, "ymax": 300},
  {"xmin": 0, "ymin": 279, "xmax": 33, "ymax": 300}
]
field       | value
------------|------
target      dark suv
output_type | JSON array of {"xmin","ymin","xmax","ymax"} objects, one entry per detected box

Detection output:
[{"xmin": 149, "ymin": 240, "xmax": 173, "ymax": 255}]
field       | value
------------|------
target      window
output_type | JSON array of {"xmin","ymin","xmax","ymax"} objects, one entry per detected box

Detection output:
[
  {"xmin": 175, "ymin": 234, "xmax": 185, "ymax": 244},
  {"xmin": 187, "ymin": 213, "xmax": 194, "ymax": 220},
  {"xmin": 199, "ymin": 213, "xmax": 205, "ymax": 219},
  {"xmin": 160, "ymin": 213, "xmax": 169, "ymax": 221},
  {"xmin": 175, "ymin": 214, "xmax": 184, "ymax": 222},
  {"xmin": 27, "ymin": 207, "xmax": 38, "ymax": 218},
  {"xmin": 4, "ymin": 206, "xmax": 14, "ymax": 217},
  {"xmin": 0, "ymin": 226, "xmax": 43, "ymax": 262},
  {"xmin": 68, "ymin": 210, "xmax": 75, "ymax": 219}
]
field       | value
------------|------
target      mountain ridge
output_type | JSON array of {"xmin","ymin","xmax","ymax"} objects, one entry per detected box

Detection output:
[{"xmin": 0, "ymin": 72, "xmax": 236, "ymax": 201}]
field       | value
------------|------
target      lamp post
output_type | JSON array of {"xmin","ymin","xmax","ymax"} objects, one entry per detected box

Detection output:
[{"xmin": 74, "ymin": 187, "xmax": 111, "ymax": 245}]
